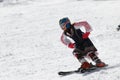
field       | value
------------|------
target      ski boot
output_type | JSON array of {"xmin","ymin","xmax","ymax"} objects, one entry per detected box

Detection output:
[
  {"xmin": 78, "ymin": 62, "xmax": 91, "ymax": 73},
  {"xmin": 95, "ymin": 60, "xmax": 106, "ymax": 67}
]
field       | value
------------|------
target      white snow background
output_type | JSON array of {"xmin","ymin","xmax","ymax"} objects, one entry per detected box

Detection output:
[{"xmin": 0, "ymin": 0, "xmax": 120, "ymax": 80}]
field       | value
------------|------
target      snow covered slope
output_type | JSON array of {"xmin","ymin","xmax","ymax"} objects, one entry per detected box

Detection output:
[{"xmin": 0, "ymin": 0, "xmax": 120, "ymax": 80}]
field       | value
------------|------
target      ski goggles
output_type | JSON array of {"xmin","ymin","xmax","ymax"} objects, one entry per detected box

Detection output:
[{"xmin": 60, "ymin": 21, "xmax": 71, "ymax": 29}]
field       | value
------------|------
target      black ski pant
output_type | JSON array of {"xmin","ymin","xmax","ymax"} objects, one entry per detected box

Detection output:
[{"xmin": 73, "ymin": 38, "xmax": 97, "ymax": 59}]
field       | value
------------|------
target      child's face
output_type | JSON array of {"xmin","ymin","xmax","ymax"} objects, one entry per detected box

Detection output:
[{"xmin": 61, "ymin": 25, "xmax": 67, "ymax": 31}]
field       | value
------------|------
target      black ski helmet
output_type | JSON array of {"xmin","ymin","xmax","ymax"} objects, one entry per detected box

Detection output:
[{"xmin": 59, "ymin": 17, "xmax": 71, "ymax": 29}]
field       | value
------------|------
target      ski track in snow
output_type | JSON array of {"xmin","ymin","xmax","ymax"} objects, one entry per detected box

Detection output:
[{"xmin": 0, "ymin": 0, "xmax": 120, "ymax": 80}]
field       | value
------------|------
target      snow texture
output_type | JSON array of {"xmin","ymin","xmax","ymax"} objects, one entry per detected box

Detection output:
[{"xmin": 0, "ymin": 0, "xmax": 120, "ymax": 80}]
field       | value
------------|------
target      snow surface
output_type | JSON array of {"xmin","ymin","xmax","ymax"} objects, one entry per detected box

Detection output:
[{"xmin": 0, "ymin": 0, "xmax": 120, "ymax": 80}]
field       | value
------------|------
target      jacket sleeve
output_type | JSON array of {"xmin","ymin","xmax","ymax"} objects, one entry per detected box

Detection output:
[
  {"xmin": 73, "ymin": 21, "xmax": 93, "ymax": 32},
  {"xmin": 60, "ymin": 32, "xmax": 71, "ymax": 46}
]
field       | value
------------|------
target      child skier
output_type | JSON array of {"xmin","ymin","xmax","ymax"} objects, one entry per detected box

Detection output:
[{"xmin": 59, "ymin": 17, "xmax": 106, "ymax": 70}]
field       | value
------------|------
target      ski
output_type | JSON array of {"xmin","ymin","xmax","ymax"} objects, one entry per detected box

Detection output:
[
  {"xmin": 58, "ymin": 66, "xmax": 97, "ymax": 76},
  {"xmin": 58, "ymin": 64, "xmax": 108, "ymax": 76},
  {"xmin": 58, "ymin": 70, "xmax": 79, "ymax": 76},
  {"xmin": 83, "ymin": 64, "xmax": 108, "ymax": 76}
]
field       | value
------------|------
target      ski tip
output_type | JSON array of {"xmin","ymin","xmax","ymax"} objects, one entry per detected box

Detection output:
[
  {"xmin": 58, "ymin": 71, "xmax": 66, "ymax": 75},
  {"xmin": 58, "ymin": 72, "xmax": 62, "ymax": 75}
]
